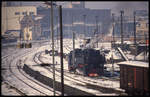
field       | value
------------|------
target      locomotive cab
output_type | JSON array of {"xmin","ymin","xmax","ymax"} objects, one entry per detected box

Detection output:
[{"xmin": 68, "ymin": 48, "xmax": 106, "ymax": 76}]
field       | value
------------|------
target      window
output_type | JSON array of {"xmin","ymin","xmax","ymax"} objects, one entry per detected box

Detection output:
[
  {"xmin": 29, "ymin": 12, "xmax": 34, "ymax": 16},
  {"xmin": 22, "ymin": 12, "xmax": 27, "ymax": 15},
  {"xmin": 137, "ymin": 23, "xmax": 141, "ymax": 27},
  {"xmin": 146, "ymin": 23, "xmax": 148, "ymax": 28},
  {"xmin": 29, "ymin": 28, "xmax": 32, "ymax": 31},
  {"xmin": 15, "ymin": 12, "xmax": 20, "ymax": 15}
]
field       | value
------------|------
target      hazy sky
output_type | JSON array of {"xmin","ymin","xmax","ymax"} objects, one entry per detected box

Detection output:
[{"xmin": 85, "ymin": 2, "xmax": 118, "ymax": 9}]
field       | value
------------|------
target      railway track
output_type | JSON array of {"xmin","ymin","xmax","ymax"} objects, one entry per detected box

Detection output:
[
  {"xmin": 2, "ymin": 39, "xmax": 123, "ymax": 96},
  {"xmin": 1, "ymin": 40, "xmax": 68, "ymax": 95},
  {"xmin": 2, "ymin": 48, "xmax": 35, "ymax": 95},
  {"xmin": 8, "ymin": 48, "xmax": 50, "ymax": 95},
  {"xmin": 16, "ymin": 58, "xmax": 57, "ymax": 95},
  {"xmin": 31, "ymin": 51, "xmax": 95, "ymax": 95},
  {"xmin": 32, "ymin": 49, "xmax": 124, "ymax": 95},
  {"xmin": 2, "ymin": 45, "xmax": 59, "ymax": 95}
]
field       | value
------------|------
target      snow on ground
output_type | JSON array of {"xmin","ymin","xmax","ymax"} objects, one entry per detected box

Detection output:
[
  {"xmin": 24, "ymin": 38, "xmax": 123, "ymax": 95},
  {"xmin": 2, "ymin": 44, "xmax": 59, "ymax": 96},
  {"xmin": 2, "ymin": 38, "xmax": 124, "ymax": 96},
  {"xmin": 39, "ymin": 54, "xmax": 122, "ymax": 95},
  {"xmin": 105, "ymin": 49, "xmax": 122, "ymax": 61},
  {"xmin": 5, "ymin": 47, "xmax": 56, "ymax": 95},
  {"xmin": 26, "ymin": 54, "xmax": 119, "ymax": 95},
  {"xmin": 135, "ymin": 51, "xmax": 149, "ymax": 61},
  {"xmin": 1, "ymin": 82, "xmax": 21, "ymax": 96},
  {"xmin": 98, "ymin": 42, "xmax": 111, "ymax": 50},
  {"xmin": 104, "ymin": 63, "xmax": 120, "ymax": 72}
]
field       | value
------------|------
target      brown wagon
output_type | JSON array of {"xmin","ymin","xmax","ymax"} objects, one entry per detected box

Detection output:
[{"xmin": 118, "ymin": 61, "xmax": 149, "ymax": 95}]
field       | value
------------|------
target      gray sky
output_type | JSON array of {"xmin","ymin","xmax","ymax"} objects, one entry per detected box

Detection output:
[{"xmin": 85, "ymin": 2, "xmax": 118, "ymax": 9}]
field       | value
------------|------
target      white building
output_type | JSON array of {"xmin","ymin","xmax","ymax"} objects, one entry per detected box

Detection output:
[{"xmin": 1, "ymin": 6, "xmax": 37, "ymax": 36}]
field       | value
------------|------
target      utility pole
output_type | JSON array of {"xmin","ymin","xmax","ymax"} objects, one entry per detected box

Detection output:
[
  {"xmin": 133, "ymin": 11, "xmax": 136, "ymax": 45},
  {"xmin": 95, "ymin": 16, "xmax": 98, "ymax": 33},
  {"xmin": 111, "ymin": 51, "xmax": 114, "ymax": 76},
  {"xmin": 56, "ymin": 15, "xmax": 59, "ymax": 50},
  {"xmin": 112, "ymin": 13, "xmax": 115, "ymax": 45},
  {"xmin": 133, "ymin": 11, "xmax": 137, "ymax": 60},
  {"xmin": 111, "ymin": 14, "xmax": 115, "ymax": 76},
  {"xmin": 19, "ymin": 10, "xmax": 22, "ymax": 48},
  {"xmin": 144, "ymin": 32, "xmax": 147, "ymax": 61},
  {"xmin": 59, "ymin": 5, "xmax": 64, "ymax": 96},
  {"xmin": 72, "ymin": 13, "xmax": 75, "ymax": 70},
  {"xmin": 99, "ymin": 22, "xmax": 101, "ymax": 35},
  {"xmin": 95, "ymin": 16, "xmax": 98, "ymax": 48},
  {"xmin": 72, "ymin": 31, "xmax": 75, "ymax": 69},
  {"xmin": 83, "ymin": 15, "xmax": 86, "ymax": 38},
  {"xmin": 120, "ymin": 10, "xmax": 124, "ymax": 49},
  {"xmin": 50, "ymin": 1, "xmax": 55, "ymax": 96}
]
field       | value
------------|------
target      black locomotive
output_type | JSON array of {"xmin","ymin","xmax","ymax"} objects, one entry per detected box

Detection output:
[{"xmin": 68, "ymin": 48, "xmax": 106, "ymax": 76}]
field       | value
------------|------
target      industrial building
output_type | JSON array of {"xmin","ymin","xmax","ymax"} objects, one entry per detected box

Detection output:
[
  {"xmin": 37, "ymin": 2, "xmax": 111, "ymax": 38},
  {"xmin": 1, "ymin": 2, "xmax": 42, "ymax": 40},
  {"xmin": 113, "ymin": 10, "xmax": 148, "ymax": 43},
  {"xmin": 1, "ymin": 6, "xmax": 37, "ymax": 35}
]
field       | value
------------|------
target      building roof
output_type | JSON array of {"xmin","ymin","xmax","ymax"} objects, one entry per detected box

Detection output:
[{"xmin": 117, "ymin": 61, "xmax": 149, "ymax": 68}]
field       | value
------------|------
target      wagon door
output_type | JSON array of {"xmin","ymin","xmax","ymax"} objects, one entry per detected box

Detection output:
[
  {"xmin": 127, "ymin": 66, "xmax": 134, "ymax": 89},
  {"xmin": 135, "ymin": 67, "xmax": 144, "ymax": 90}
]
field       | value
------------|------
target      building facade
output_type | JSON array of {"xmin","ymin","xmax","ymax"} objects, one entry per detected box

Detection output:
[
  {"xmin": 37, "ymin": 6, "xmax": 111, "ymax": 38},
  {"xmin": 1, "ymin": 6, "xmax": 37, "ymax": 36}
]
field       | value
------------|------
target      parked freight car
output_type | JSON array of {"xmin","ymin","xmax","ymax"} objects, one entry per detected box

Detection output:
[
  {"xmin": 68, "ymin": 48, "xmax": 106, "ymax": 76},
  {"xmin": 118, "ymin": 61, "xmax": 149, "ymax": 96}
]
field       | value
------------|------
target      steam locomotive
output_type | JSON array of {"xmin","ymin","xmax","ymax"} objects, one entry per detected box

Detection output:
[{"xmin": 68, "ymin": 48, "xmax": 106, "ymax": 76}]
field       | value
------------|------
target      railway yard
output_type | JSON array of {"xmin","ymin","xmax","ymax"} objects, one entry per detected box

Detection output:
[
  {"xmin": 1, "ymin": 1, "xmax": 149, "ymax": 96},
  {"xmin": 1, "ymin": 39, "xmax": 127, "ymax": 96}
]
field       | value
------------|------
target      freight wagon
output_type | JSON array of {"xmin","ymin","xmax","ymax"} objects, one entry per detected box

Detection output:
[
  {"xmin": 118, "ymin": 61, "xmax": 149, "ymax": 95},
  {"xmin": 68, "ymin": 48, "xmax": 106, "ymax": 76}
]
